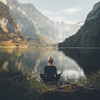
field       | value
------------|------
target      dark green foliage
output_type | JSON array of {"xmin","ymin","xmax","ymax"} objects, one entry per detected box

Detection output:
[
  {"xmin": 0, "ymin": 71, "xmax": 50, "ymax": 100},
  {"xmin": 85, "ymin": 71, "xmax": 100, "ymax": 89}
]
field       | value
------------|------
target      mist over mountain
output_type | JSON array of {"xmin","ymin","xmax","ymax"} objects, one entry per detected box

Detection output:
[
  {"xmin": 59, "ymin": 1, "xmax": 100, "ymax": 47},
  {"xmin": 0, "ymin": 0, "xmax": 82, "ymax": 43},
  {"xmin": 18, "ymin": 2, "xmax": 82, "ymax": 42},
  {"xmin": 55, "ymin": 21, "xmax": 84, "ymax": 42}
]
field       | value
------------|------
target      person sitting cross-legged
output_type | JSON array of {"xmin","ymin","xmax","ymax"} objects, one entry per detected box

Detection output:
[{"xmin": 39, "ymin": 57, "xmax": 62, "ymax": 83}]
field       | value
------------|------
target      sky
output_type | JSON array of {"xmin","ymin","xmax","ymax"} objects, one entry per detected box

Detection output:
[{"xmin": 17, "ymin": 0, "xmax": 100, "ymax": 24}]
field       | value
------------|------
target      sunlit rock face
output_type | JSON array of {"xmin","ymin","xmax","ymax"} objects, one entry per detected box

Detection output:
[
  {"xmin": 0, "ymin": 18, "xmax": 8, "ymax": 32},
  {"xmin": 0, "ymin": 2, "xmax": 21, "ymax": 34},
  {"xmin": 0, "ymin": 2, "xmax": 26, "ymax": 45},
  {"xmin": 0, "ymin": 0, "xmax": 7, "ymax": 5}
]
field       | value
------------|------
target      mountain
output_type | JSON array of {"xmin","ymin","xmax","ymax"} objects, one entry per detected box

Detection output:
[
  {"xmin": 0, "ymin": 1, "xmax": 20, "ymax": 34},
  {"xmin": 6, "ymin": 0, "xmax": 39, "ymax": 37},
  {"xmin": 2, "ymin": 0, "xmax": 54, "ymax": 45},
  {"xmin": 17, "ymin": 2, "xmax": 82, "ymax": 42},
  {"xmin": 0, "ymin": 1, "xmax": 26, "ymax": 46},
  {"xmin": 0, "ymin": 0, "xmax": 82, "ymax": 45},
  {"xmin": 0, "ymin": 0, "xmax": 54, "ymax": 46},
  {"xmin": 59, "ymin": 1, "xmax": 100, "ymax": 47},
  {"xmin": 54, "ymin": 21, "xmax": 84, "ymax": 42},
  {"xmin": 2, "ymin": 0, "xmax": 81, "ymax": 43}
]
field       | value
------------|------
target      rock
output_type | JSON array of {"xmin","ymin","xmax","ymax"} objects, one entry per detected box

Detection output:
[{"xmin": 41, "ymin": 84, "xmax": 100, "ymax": 100}]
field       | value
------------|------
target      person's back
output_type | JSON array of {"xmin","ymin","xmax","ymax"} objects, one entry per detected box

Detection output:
[
  {"xmin": 44, "ymin": 65, "xmax": 57, "ymax": 81},
  {"xmin": 39, "ymin": 57, "xmax": 62, "ymax": 83}
]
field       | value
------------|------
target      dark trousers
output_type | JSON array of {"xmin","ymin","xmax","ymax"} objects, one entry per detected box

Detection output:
[{"xmin": 40, "ymin": 74, "xmax": 61, "ymax": 83}]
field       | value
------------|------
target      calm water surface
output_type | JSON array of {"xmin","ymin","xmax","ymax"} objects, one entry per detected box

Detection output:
[{"xmin": 0, "ymin": 47, "xmax": 100, "ymax": 81}]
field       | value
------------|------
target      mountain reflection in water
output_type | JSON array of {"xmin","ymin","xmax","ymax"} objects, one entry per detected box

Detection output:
[
  {"xmin": 59, "ymin": 48, "xmax": 100, "ymax": 74},
  {"xmin": 0, "ymin": 47, "xmax": 90, "ymax": 81}
]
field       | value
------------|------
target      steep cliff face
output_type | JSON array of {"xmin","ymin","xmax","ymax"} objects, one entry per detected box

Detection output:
[
  {"xmin": 2, "ymin": 0, "xmax": 38, "ymax": 37},
  {"xmin": 0, "ymin": 1, "xmax": 21, "ymax": 34},
  {"xmin": 59, "ymin": 2, "xmax": 100, "ymax": 47},
  {"xmin": 0, "ymin": 1, "xmax": 26, "ymax": 46}
]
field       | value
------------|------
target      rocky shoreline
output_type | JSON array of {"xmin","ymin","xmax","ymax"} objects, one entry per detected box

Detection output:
[{"xmin": 41, "ymin": 84, "xmax": 100, "ymax": 100}]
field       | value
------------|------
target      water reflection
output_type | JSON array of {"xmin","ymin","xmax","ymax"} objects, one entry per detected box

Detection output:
[
  {"xmin": 0, "ymin": 47, "xmax": 86, "ymax": 81},
  {"xmin": 59, "ymin": 48, "xmax": 100, "ymax": 74}
]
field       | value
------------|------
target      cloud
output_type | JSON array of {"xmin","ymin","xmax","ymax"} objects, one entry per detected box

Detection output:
[
  {"xmin": 49, "ymin": 16, "xmax": 65, "ymax": 22},
  {"xmin": 62, "ymin": 8, "xmax": 80, "ymax": 14},
  {"xmin": 43, "ymin": 10, "xmax": 64, "ymax": 22},
  {"xmin": 42, "ymin": 9, "xmax": 81, "ymax": 24},
  {"xmin": 48, "ymin": 16, "xmax": 77, "ymax": 24},
  {"xmin": 43, "ymin": 11, "xmax": 52, "ymax": 14},
  {"xmin": 43, "ymin": 10, "xmax": 61, "ymax": 15},
  {"xmin": 43, "ymin": 7, "xmax": 80, "ymax": 17}
]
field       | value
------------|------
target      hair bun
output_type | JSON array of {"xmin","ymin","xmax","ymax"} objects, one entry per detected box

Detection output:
[{"xmin": 48, "ymin": 57, "xmax": 53, "ymax": 64}]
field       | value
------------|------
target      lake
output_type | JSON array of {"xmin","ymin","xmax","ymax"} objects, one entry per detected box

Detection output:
[{"xmin": 0, "ymin": 47, "xmax": 100, "ymax": 81}]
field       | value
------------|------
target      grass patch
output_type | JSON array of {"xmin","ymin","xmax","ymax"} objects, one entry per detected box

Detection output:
[
  {"xmin": 84, "ymin": 71, "xmax": 100, "ymax": 88},
  {"xmin": 0, "ymin": 70, "xmax": 51, "ymax": 100}
]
